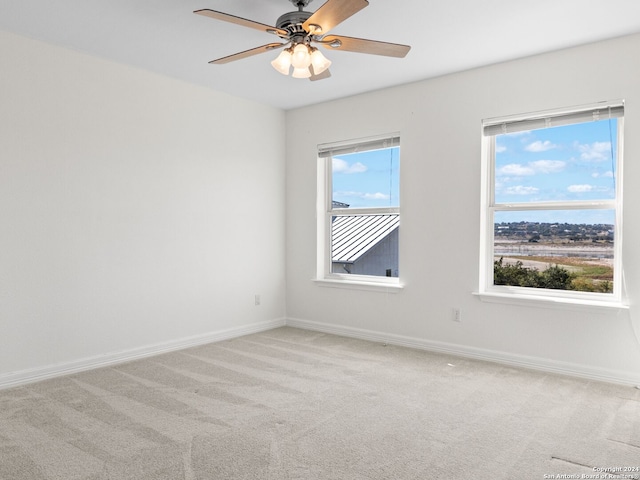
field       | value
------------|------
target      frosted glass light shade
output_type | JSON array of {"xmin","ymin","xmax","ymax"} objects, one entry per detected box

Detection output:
[
  {"xmin": 271, "ymin": 49, "xmax": 292, "ymax": 75},
  {"xmin": 310, "ymin": 48, "xmax": 331, "ymax": 75},
  {"xmin": 292, "ymin": 67, "xmax": 311, "ymax": 79},
  {"xmin": 291, "ymin": 43, "xmax": 311, "ymax": 69}
]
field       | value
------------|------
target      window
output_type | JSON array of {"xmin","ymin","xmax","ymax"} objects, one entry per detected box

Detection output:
[
  {"xmin": 317, "ymin": 134, "xmax": 401, "ymax": 287},
  {"xmin": 479, "ymin": 102, "xmax": 624, "ymax": 305}
]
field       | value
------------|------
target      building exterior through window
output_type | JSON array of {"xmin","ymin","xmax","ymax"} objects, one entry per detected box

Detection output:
[{"xmin": 317, "ymin": 134, "xmax": 401, "ymax": 285}]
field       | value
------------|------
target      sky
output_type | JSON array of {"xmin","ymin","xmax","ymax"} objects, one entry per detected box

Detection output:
[
  {"xmin": 331, "ymin": 146, "xmax": 400, "ymax": 209},
  {"xmin": 494, "ymin": 118, "xmax": 618, "ymax": 225},
  {"xmin": 329, "ymin": 119, "xmax": 619, "ymax": 225}
]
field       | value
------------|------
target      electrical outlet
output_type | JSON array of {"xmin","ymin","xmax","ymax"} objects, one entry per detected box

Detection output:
[
  {"xmin": 452, "ymin": 307, "xmax": 461, "ymax": 323},
  {"xmin": 255, "ymin": 294, "xmax": 261, "ymax": 306}
]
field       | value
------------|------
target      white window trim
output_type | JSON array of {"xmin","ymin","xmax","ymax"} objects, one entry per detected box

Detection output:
[
  {"xmin": 316, "ymin": 133, "xmax": 403, "ymax": 290},
  {"xmin": 472, "ymin": 290, "xmax": 629, "ymax": 312},
  {"xmin": 477, "ymin": 101, "xmax": 626, "ymax": 308}
]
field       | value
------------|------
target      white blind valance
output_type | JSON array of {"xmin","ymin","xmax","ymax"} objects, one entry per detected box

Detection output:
[
  {"xmin": 318, "ymin": 134, "xmax": 400, "ymax": 158},
  {"xmin": 483, "ymin": 103, "xmax": 624, "ymax": 137}
]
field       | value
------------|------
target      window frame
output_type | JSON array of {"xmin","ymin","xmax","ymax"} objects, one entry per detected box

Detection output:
[
  {"xmin": 316, "ymin": 133, "xmax": 403, "ymax": 290},
  {"xmin": 478, "ymin": 101, "xmax": 625, "ymax": 307}
]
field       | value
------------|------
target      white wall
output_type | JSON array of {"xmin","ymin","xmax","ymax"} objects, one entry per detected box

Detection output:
[
  {"xmin": 285, "ymin": 34, "xmax": 640, "ymax": 385},
  {"xmin": 0, "ymin": 31, "xmax": 286, "ymax": 383},
  {"xmin": 3, "ymin": 28, "xmax": 639, "ymax": 388}
]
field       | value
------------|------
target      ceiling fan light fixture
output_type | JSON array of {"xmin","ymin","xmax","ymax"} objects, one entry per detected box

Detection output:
[
  {"xmin": 292, "ymin": 66, "xmax": 312, "ymax": 79},
  {"xmin": 271, "ymin": 48, "xmax": 292, "ymax": 75},
  {"xmin": 291, "ymin": 43, "xmax": 312, "ymax": 69},
  {"xmin": 310, "ymin": 48, "xmax": 331, "ymax": 75},
  {"xmin": 195, "ymin": 0, "xmax": 411, "ymax": 80}
]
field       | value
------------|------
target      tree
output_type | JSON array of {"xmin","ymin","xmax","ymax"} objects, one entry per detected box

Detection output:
[{"xmin": 494, "ymin": 257, "xmax": 575, "ymax": 290}]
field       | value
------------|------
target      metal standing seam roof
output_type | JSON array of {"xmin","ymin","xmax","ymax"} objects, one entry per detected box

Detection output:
[{"xmin": 332, "ymin": 214, "xmax": 399, "ymax": 263}]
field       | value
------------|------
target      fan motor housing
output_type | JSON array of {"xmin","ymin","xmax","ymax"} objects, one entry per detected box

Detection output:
[{"xmin": 276, "ymin": 10, "xmax": 312, "ymax": 36}]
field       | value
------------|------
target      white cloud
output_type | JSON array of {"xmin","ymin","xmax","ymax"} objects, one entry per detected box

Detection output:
[
  {"xmin": 591, "ymin": 171, "xmax": 614, "ymax": 178},
  {"xmin": 332, "ymin": 158, "xmax": 367, "ymax": 174},
  {"xmin": 495, "ymin": 144, "xmax": 507, "ymax": 153},
  {"xmin": 567, "ymin": 184, "xmax": 595, "ymax": 193},
  {"xmin": 497, "ymin": 164, "xmax": 535, "ymax": 176},
  {"xmin": 335, "ymin": 191, "xmax": 389, "ymax": 201},
  {"xmin": 496, "ymin": 159, "xmax": 567, "ymax": 177},
  {"xmin": 525, "ymin": 140, "xmax": 557, "ymax": 152},
  {"xmin": 363, "ymin": 192, "xmax": 389, "ymax": 200},
  {"xmin": 578, "ymin": 142, "xmax": 611, "ymax": 161},
  {"xmin": 504, "ymin": 185, "xmax": 539, "ymax": 195},
  {"xmin": 528, "ymin": 159, "xmax": 566, "ymax": 173}
]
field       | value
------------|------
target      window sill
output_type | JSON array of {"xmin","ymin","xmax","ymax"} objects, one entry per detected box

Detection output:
[
  {"xmin": 473, "ymin": 291, "xmax": 628, "ymax": 313},
  {"xmin": 314, "ymin": 278, "xmax": 404, "ymax": 293}
]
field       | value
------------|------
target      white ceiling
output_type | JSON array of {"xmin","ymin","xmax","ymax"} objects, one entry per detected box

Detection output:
[{"xmin": 2, "ymin": 0, "xmax": 640, "ymax": 110}]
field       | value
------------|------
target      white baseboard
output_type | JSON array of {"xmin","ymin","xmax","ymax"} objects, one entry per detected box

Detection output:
[
  {"xmin": 4, "ymin": 316, "xmax": 638, "ymax": 390},
  {"xmin": 0, "ymin": 318, "xmax": 286, "ymax": 390},
  {"xmin": 285, "ymin": 317, "xmax": 640, "ymax": 387}
]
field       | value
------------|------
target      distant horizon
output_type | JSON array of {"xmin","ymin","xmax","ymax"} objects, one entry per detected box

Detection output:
[
  {"xmin": 494, "ymin": 209, "xmax": 615, "ymax": 225},
  {"xmin": 494, "ymin": 219, "xmax": 614, "ymax": 227}
]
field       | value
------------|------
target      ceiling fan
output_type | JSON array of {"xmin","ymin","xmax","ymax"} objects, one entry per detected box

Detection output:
[{"xmin": 194, "ymin": 0, "xmax": 411, "ymax": 81}]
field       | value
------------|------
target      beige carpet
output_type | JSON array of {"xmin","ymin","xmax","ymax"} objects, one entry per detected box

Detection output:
[{"xmin": 1, "ymin": 327, "xmax": 639, "ymax": 479}]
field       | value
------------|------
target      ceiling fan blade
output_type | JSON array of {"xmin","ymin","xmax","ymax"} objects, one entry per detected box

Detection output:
[
  {"xmin": 309, "ymin": 66, "xmax": 331, "ymax": 81},
  {"xmin": 194, "ymin": 9, "xmax": 288, "ymax": 37},
  {"xmin": 320, "ymin": 35, "xmax": 411, "ymax": 58},
  {"xmin": 210, "ymin": 43, "xmax": 287, "ymax": 65},
  {"xmin": 302, "ymin": 0, "xmax": 369, "ymax": 35}
]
